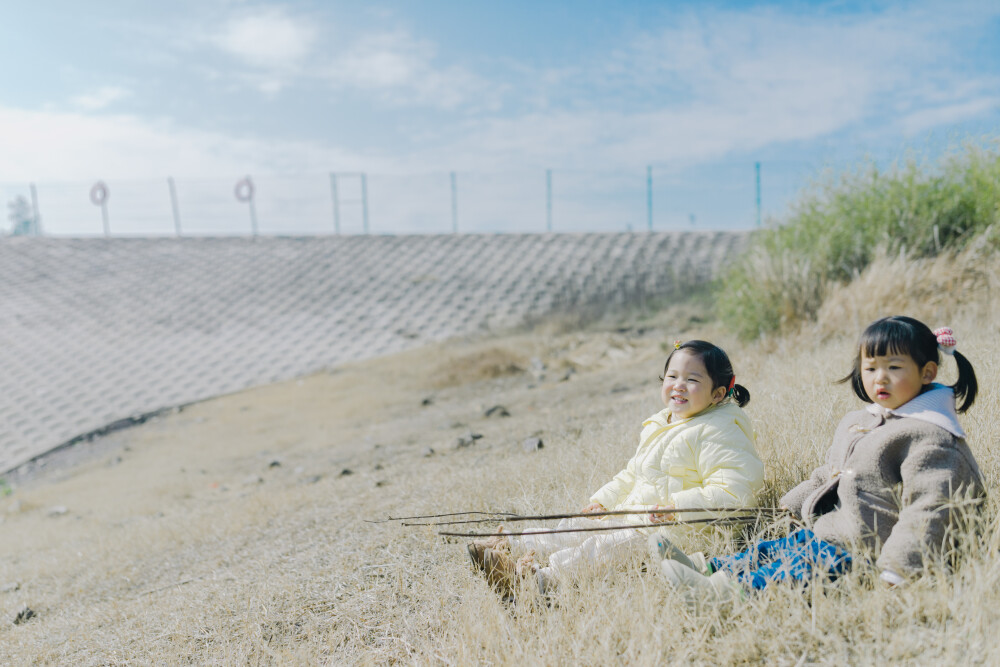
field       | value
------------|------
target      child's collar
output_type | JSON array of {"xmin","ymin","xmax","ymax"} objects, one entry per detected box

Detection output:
[
  {"xmin": 650, "ymin": 401, "xmax": 727, "ymax": 427},
  {"xmin": 865, "ymin": 383, "xmax": 965, "ymax": 438}
]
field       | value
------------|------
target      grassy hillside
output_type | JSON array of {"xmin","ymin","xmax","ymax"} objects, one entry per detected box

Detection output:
[
  {"xmin": 718, "ymin": 142, "xmax": 1000, "ymax": 338},
  {"xmin": 0, "ymin": 251, "xmax": 998, "ymax": 663}
]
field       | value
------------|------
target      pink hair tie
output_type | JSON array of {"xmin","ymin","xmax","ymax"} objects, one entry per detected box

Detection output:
[{"xmin": 933, "ymin": 327, "xmax": 957, "ymax": 355}]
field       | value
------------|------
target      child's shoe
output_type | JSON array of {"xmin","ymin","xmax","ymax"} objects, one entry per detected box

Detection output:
[
  {"xmin": 467, "ymin": 529, "xmax": 510, "ymax": 572},
  {"xmin": 467, "ymin": 542, "xmax": 488, "ymax": 571},
  {"xmin": 687, "ymin": 552, "xmax": 710, "ymax": 575},
  {"xmin": 658, "ymin": 559, "xmax": 742, "ymax": 607},
  {"xmin": 535, "ymin": 567, "xmax": 557, "ymax": 597},
  {"xmin": 647, "ymin": 532, "xmax": 704, "ymax": 573},
  {"xmin": 482, "ymin": 547, "xmax": 518, "ymax": 595}
]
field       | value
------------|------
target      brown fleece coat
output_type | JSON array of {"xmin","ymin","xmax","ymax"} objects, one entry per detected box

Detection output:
[{"xmin": 780, "ymin": 407, "xmax": 985, "ymax": 577}]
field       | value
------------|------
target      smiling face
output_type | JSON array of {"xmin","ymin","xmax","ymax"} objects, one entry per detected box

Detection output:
[
  {"xmin": 860, "ymin": 351, "xmax": 937, "ymax": 410},
  {"xmin": 660, "ymin": 349, "xmax": 727, "ymax": 420}
]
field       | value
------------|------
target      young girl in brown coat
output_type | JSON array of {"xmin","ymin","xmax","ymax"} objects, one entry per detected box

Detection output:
[{"xmin": 651, "ymin": 316, "xmax": 984, "ymax": 599}]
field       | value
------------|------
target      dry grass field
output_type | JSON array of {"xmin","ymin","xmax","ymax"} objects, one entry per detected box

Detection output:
[{"xmin": 1, "ymin": 247, "xmax": 999, "ymax": 665}]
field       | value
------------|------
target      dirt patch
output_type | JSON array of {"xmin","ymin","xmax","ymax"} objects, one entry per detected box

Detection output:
[{"xmin": 427, "ymin": 345, "xmax": 529, "ymax": 388}]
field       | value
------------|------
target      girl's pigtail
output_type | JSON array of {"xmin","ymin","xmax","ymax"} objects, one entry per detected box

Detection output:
[
  {"xmin": 731, "ymin": 384, "xmax": 750, "ymax": 408},
  {"xmin": 951, "ymin": 350, "xmax": 978, "ymax": 413}
]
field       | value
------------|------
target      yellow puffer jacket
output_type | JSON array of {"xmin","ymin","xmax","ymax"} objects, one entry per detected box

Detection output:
[{"xmin": 589, "ymin": 402, "xmax": 763, "ymax": 520}]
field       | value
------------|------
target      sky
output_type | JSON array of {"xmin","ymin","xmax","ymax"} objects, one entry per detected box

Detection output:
[{"xmin": 1, "ymin": 0, "xmax": 999, "ymax": 235}]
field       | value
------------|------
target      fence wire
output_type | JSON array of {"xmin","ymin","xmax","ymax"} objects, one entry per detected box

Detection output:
[{"xmin": 2, "ymin": 163, "xmax": 810, "ymax": 237}]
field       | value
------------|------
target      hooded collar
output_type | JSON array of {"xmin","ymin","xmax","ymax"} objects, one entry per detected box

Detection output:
[
  {"xmin": 644, "ymin": 400, "xmax": 738, "ymax": 429},
  {"xmin": 865, "ymin": 383, "xmax": 965, "ymax": 439}
]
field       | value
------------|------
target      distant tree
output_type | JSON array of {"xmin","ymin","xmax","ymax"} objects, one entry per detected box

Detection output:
[{"xmin": 6, "ymin": 195, "xmax": 39, "ymax": 235}]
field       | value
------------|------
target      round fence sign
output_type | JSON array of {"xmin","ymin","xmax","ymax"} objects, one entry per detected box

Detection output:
[
  {"xmin": 234, "ymin": 177, "xmax": 255, "ymax": 202},
  {"xmin": 90, "ymin": 181, "xmax": 109, "ymax": 206}
]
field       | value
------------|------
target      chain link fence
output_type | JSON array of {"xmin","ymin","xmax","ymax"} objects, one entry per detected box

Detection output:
[{"xmin": 2, "ymin": 162, "xmax": 810, "ymax": 237}]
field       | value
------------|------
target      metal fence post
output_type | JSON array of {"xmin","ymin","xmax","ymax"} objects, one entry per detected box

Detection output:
[
  {"xmin": 329, "ymin": 173, "xmax": 341, "ymax": 234},
  {"xmin": 361, "ymin": 173, "xmax": 369, "ymax": 234},
  {"xmin": 234, "ymin": 176, "xmax": 257, "ymax": 235},
  {"xmin": 646, "ymin": 165, "xmax": 653, "ymax": 231},
  {"xmin": 249, "ymin": 196, "xmax": 258, "ymax": 236},
  {"xmin": 546, "ymin": 169, "xmax": 552, "ymax": 232},
  {"xmin": 450, "ymin": 171, "xmax": 458, "ymax": 234},
  {"xmin": 755, "ymin": 161, "xmax": 762, "ymax": 227},
  {"xmin": 90, "ymin": 181, "xmax": 110, "ymax": 236},
  {"xmin": 29, "ymin": 183, "xmax": 41, "ymax": 235},
  {"xmin": 168, "ymin": 177, "xmax": 182, "ymax": 236}
]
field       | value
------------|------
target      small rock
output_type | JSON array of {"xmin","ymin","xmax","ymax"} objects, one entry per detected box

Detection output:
[
  {"xmin": 13, "ymin": 606, "xmax": 34, "ymax": 625},
  {"xmin": 0, "ymin": 582, "xmax": 19, "ymax": 593},
  {"xmin": 242, "ymin": 475, "xmax": 264, "ymax": 486},
  {"xmin": 339, "ymin": 469, "xmax": 354, "ymax": 477},
  {"xmin": 421, "ymin": 447, "xmax": 435, "ymax": 458},
  {"xmin": 374, "ymin": 463, "xmax": 384, "ymax": 471},
  {"xmin": 484, "ymin": 405, "xmax": 511, "ymax": 418},
  {"xmin": 374, "ymin": 480, "xmax": 387, "ymax": 488},
  {"xmin": 530, "ymin": 357, "xmax": 546, "ymax": 376},
  {"xmin": 421, "ymin": 396, "xmax": 435, "ymax": 406},
  {"xmin": 107, "ymin": 456, "xmax": 123, "ymax": 467},
  {"xmin": 559, "ymin": 367, "xmax": 576, "ymax": 382},
  {"xmin": 522, "ymin": 437, "xmax": 544, "ymax": 452},
  {"xmin": 304, "ymin": 475, "xmax": 322, "ymax": 484},
  {"xmin": 268, "ymin": 459, "xmax": 282, "ymax": 468},
  {"xmin": 47, "ymin": 506, "xmax": 68, "ymax": 517},
  {"xmin": 610, "ymin": 384, "xmax": 630, "ymax": 394},
  {"xmin": 455, "ymin": 432, "xmax": 484, "ymax": 448}
]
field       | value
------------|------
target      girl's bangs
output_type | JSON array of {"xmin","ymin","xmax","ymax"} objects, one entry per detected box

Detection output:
[{"xmin": 860, "ymin": 322, "xmax": 915, "ymax": 359}]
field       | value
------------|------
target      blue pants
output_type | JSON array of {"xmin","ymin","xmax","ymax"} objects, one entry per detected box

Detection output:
[{"xmin": 708, "ymin": 529, "xmax": 852, "ymax": 590}]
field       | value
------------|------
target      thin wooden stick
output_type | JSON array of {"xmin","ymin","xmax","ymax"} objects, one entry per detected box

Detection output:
[
  {"xmin": 404, "ymin": 506, "xmax": 784, "ymax": 527},
  {"xmin": 440, "ymin": 514, "xmax": 764, "ymax": 538},
  {"xmin": 365, "ymin": 510, "xmax": 520, "ymax": 523}
]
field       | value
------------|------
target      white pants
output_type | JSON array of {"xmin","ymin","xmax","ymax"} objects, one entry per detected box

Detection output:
[{"xmin": 510, "ymin": 517, "xmax": 646, "ymax": 579}]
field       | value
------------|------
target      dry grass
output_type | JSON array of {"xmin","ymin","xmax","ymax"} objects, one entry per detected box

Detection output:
[{"xmin": 1, "ymin": 257, "xmax": 999, "ymax": 665}]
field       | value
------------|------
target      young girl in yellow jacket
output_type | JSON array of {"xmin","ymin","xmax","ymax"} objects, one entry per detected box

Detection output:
[{"xmin": 469, "ymin": 340, "xmax": 765, "ymax": 595}]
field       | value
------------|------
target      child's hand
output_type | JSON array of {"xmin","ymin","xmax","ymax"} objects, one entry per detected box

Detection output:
[
  {"xmin": 581, "ymin": 503, "xmax": 606, "ymax": 514},
  {"xmin": 649, "ymin": 504, "xmax": 675, "ymax": 523}
]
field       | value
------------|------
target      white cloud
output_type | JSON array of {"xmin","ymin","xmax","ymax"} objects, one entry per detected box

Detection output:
[
  {"xmin": 71, "ymin": 86, "xmax": 131, "ymax": 112},
  {"xmin": 323, "ymin": 31, "xmax": 500, "ymax": 111},
  {"xmin": 0, "ymin": 106, "xmax": 368, "ymax": 182},
  {"xmin": 431, "ymin": 3, "xmax": 1000, "ymax": 170},
  {"xmin": 899, "ymin": 98, "xmax": 1000, "ymax": 136},
  {"xmin": 5, "ymin": 2, "xmax": 999, "ymax": 186},
  {"xmin": 213, "ymin": 8, "xmax": 317, "ymax": 69}
]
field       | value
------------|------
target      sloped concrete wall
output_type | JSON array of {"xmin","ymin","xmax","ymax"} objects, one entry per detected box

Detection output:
[{"xmin": 0, "ymin": 232, "xmax": 747, "ymax": 472}]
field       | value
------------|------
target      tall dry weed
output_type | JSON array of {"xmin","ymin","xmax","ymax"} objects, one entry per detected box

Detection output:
[{"xmin": 814, "ymin": 231, "xmax": 1000, "ymax": 339}]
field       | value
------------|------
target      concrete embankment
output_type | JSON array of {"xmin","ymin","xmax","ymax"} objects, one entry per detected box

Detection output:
[{"xmin": 0, "ymin": 231, "xmax": 747, "ymax": 472}]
